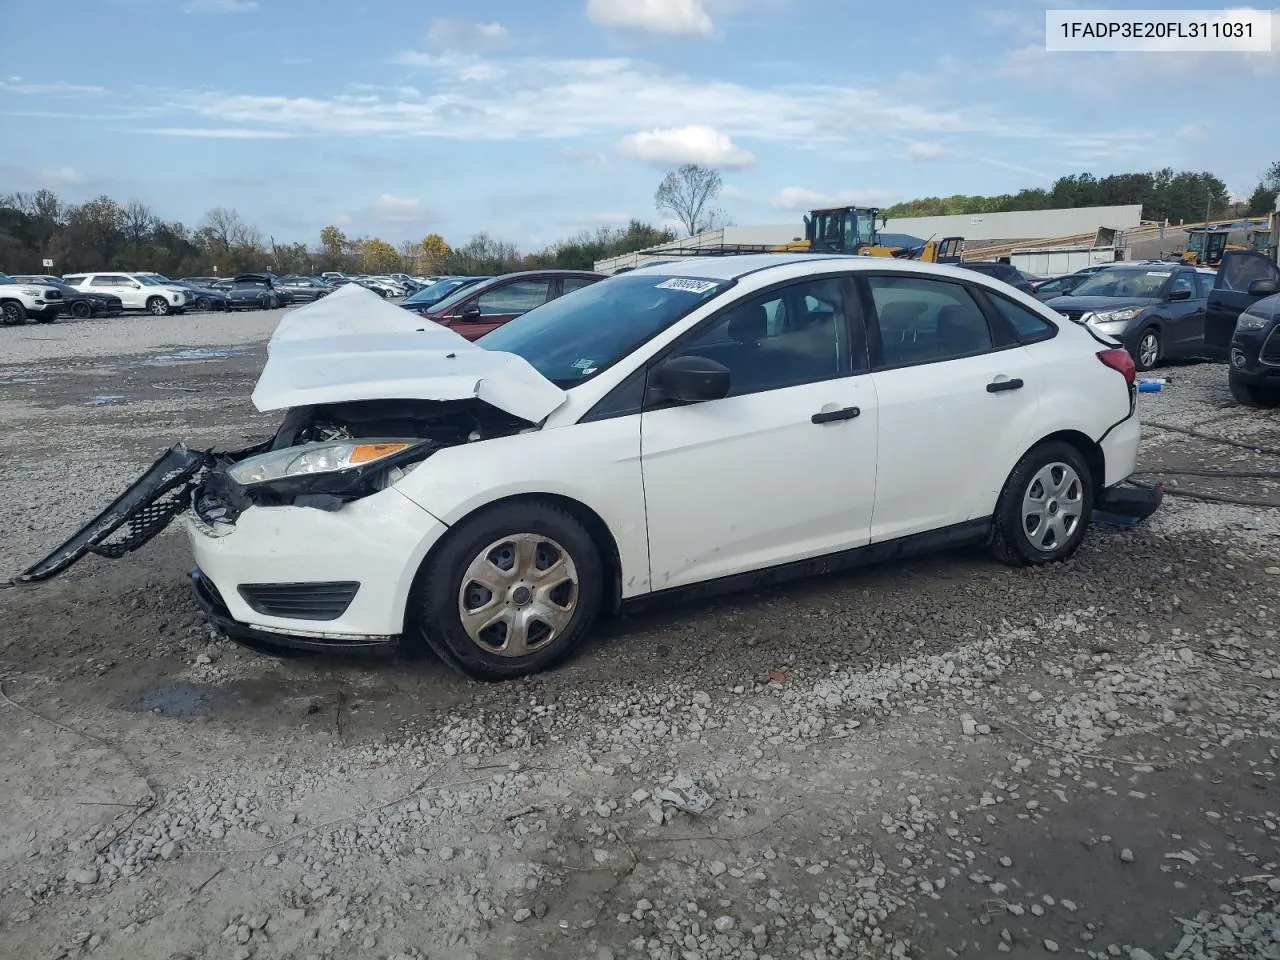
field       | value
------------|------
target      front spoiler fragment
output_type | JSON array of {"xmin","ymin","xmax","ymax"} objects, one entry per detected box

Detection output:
[{"xmin": 12, "ymin": 441, "xmax": 266, "ymax": 585}]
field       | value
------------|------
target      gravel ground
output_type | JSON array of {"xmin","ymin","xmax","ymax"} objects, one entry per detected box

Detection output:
[{"xmin": 1, "ymin": 317, "xmax": 1278, "ymax": 960}]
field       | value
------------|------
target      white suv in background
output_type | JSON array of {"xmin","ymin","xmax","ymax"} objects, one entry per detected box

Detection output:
[{"xmin": 63, "ymin": 272, "xmax": 189, "ymax": 316}]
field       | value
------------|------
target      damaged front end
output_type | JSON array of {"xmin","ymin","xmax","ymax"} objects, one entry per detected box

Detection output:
[{"xmin": 13, "ymin": 396, "xmax": 533, "ymax": 586}]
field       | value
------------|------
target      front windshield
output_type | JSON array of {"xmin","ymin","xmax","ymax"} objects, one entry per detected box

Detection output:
[
  {"xmin": 479, "ymin": 273, "xmax": 731, "ymax": 386},
  {"xmin": 405, "ymin": 278, "xmax": 472, "ymax": 305},
  {"xmin": 0, "ymin": 273, "xmax": 13, "ymax": 284},
  {"xmin": 1070, "ymin": 268, "xmax": 1171, "ymax": 299}
]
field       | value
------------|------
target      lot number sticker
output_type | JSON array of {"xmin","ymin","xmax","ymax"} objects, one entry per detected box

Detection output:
[{"xmin": 656, "ymin": 278, "xmax": 720, "ymax": 294}]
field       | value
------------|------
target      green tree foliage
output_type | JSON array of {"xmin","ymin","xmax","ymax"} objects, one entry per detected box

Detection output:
[
  {"xmin": 1247, "ymin": 161, "xmax": 1280, "ymax": 216},
  {"xmin": 880, "ymin": 167, "xmax": 1231, "ymax": 224}
]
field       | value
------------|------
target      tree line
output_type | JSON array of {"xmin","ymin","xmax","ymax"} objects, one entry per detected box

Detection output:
[
  {"xmin": 2, "ymin": 161, "xmax": 1276, "ymax": 279},
  {"xmin": 0, "ymin": 191, "xmax": 674, "ymax": 278},
  {"xmin": 881, "ymin": 164, "xmax": 1280, "ymax": 222}
]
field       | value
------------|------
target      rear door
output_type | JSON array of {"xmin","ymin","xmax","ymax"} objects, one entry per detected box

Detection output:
[
  {"xmin": 863, "ymin": 272, "xmax": 1041, "ymax": 542},
  {"xmin": 1206, "ymin": 252, "xmax": 1280, "ymax": 359}
]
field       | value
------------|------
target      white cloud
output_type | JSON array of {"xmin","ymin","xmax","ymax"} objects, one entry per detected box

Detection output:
[
  {"xmin": 184, "ymin": 0, "xmax": 257, "ymax": 13},
  {"xmin": 558, "ymin": 146, "xmax": 609, "ymax": 166},
  {"xmin": 148, "ymin": 127, "xmax": 297, "ymax": 138},
  {"xmin": 719, "ymin": 184, "xmax": 748, "ymax": 199},
  {"xmin": 904, "ymin": 140, "xmax": 951, "ymax": 163},
  {"xmin": 0, "ymin": 79, "xmax": 105, "ymax": 95},
  {"xmin": 370, "ymin": 194, "xmax": 430, "ymax": 223},
  {"xmin": 1177, "ymin": 123, "xmax": 1209, "ymax": 142},
  {"xmin": 586, "ymin": 0, "xmax": 714, "ymax": 37},
  {"xmin": 39, "ymin": 166, "xmax": 87, "ymax": 187},
  {"xmin": 616, "ymin": 125, "xmax": 755, "ymax": 167},
  {"xmin": 771, "ymin": 186, "xmax": 894, "ymax": 210},
  {"xmin": 426, "ymin": 19, "xmax": 509, "ymax": 49}
]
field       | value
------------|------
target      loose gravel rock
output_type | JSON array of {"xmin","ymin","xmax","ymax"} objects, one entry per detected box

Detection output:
[{"xmin": 2, "ymin": 317, "xmax": 1279, "ymax": 959}]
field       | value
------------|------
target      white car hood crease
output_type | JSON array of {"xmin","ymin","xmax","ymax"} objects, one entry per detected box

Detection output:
[{"xmin": 250, "ymin": 283, "xmax": 567, "ymax": 422}]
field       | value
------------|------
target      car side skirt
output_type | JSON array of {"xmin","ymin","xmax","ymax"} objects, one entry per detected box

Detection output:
[{"xmin": 620, "ymin": 517, "xmax": 992, "ymax": 616}]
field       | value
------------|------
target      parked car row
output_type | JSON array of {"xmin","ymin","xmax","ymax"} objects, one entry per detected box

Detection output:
[{"xmin": 397, "ymin": 270, "xmax": 606, "ymax": 338}]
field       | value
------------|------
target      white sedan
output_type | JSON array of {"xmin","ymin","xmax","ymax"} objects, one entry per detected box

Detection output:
[{"xmin": 180, "ymin": 255, "xmax": 1142, "ymax": 679}]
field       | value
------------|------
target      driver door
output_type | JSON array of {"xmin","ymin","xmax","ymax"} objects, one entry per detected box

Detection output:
[
  {"xmin": 640, "ymin": 276, "xmax": 878, "ymax": 590},
  {"xmin": 1206, "ymin": 252, "xmax": 1280, "ymax": 359}
]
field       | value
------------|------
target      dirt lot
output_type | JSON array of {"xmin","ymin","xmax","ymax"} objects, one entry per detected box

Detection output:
[{"xmin": 2, "ymin": 310, "xmax": 1279, "ymax": 960}]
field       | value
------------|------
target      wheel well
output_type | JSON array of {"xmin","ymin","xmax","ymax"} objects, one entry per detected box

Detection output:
[
  {"xmin": 409, "ymin": 493, "xmax": 625, "ymax": 625},
  {"xmin": 1037, "ymin": 430, "xmax": 1105, "ymax": 493}
]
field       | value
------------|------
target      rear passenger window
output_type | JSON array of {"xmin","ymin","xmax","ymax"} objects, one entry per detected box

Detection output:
[
  {"xmin": 866, "ymin": 276, "xmax": 993, "ymax": 367},
  {"xmin": 987, "ymin": 293, "xmax": 1057, "ymax": 344}
]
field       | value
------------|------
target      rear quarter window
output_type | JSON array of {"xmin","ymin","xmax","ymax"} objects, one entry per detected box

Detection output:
[{"xmin": 985, "ymin": 293, "xmax": 1058, "ymax": 344}]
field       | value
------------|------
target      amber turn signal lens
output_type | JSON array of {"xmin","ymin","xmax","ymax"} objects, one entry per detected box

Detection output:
[{"xmin": 349, "ymin": 442, "xmax": 410, "ymax": 464}]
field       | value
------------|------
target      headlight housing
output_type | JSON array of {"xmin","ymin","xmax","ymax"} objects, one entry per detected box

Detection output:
[
  {"xmin": 1236, "ymin": 311, "xmax": 1270, "ymax": 332},
  {"xmin": 1089, "ymin": 307, "xmax": 1143, "ymax": 324},
  {"xmin": 228, "ymin": 440, "xmax": 421, "ymax": 486}
]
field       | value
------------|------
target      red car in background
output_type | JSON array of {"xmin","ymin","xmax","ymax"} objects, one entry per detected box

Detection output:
[{"xmin": 409, "ymin": 269, "xmax": 605, "ymax": 340}]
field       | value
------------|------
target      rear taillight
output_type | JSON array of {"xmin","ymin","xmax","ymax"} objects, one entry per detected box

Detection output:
[{"xmin": 1097, "ymin": 348, "xmax": 1135, "ymax": 385}]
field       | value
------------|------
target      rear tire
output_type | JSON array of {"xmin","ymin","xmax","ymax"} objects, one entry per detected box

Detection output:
[
  {"xmin": 147, "ymin": 296, "xmax": 170, "ymax": 317},
  {"xmin": 1229, "ymin": 373, "xmax": 1280, "ymax": 408},
  {"xmin": 990, "ymin": 440, "xmax": 1095, "ymax": 567},
  {"xmin": 411, "ymin": 501, "xmax": 604, "ymax": 681},
  {"xmin": 1, "ymin": 300, "xmax": 27, "ymax": 325}
]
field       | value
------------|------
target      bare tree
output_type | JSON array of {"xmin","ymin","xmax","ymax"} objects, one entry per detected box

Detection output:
[
  {"xmin": 200, "ymin": 206, "xmax": 253, "ymax": 251},
  {"xmin": 655, "ymin": 164, "xmax": 724, "ymax": 237}
]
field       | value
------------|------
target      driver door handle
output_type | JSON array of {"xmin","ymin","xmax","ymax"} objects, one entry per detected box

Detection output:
[
  {"xmin": 811, "ymin": 406, "xmax": 860, "ymax": 424},
  {"xmin": 986, "ymin": 378, "xmax": 1024, "ymax": 393}
]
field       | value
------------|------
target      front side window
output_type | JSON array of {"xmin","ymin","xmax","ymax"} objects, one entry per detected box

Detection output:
[
  {"xmin": 1194, "ymin": 272, "xmax": 1215, "ymax": 298},
  {"xmin": 1170, "ymin": 272, "xmax": 1196, "ymax": 297},
  {"xmin": 665, "ymin": 278, "xmax": 854, "ymax": 398},
  {"xmin": 473, "ymin": 279, "xmax": 550, "ymax": 315},
  {"xmin": 867, "ymin": 275, "xmax": 993, "ymax": 367}
]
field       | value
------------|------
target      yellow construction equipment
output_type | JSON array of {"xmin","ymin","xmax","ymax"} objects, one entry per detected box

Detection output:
[
  {"xmin": 771, "ymin": 205, "xmax": 964, "ymax": 263},
  {"xmin": 1177, "ymin": 226, "xmax": 1246, "ymax": 267}
]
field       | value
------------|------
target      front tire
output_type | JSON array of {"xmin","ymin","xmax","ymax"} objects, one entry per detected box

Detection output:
[
  {"xmin": 1, "ymin": 301, "xmax": 27, "ymax": 325},
  {"xmin": 194, "ymin": 296, "xmax": 212, "ymax": 312},
  {"xmin": 71, "ymin": 300, "xmax": 93, "ymax": 319},
  {"xmin": 1229, "ymin": 373, "xmax": 1280, "ymax": 408},
  {"xmin": 412, "ymin": 501, "xmax": 603, "ymax": 681},
  {"xmin": 990, "ymin": 440, "xmax": 1094, "ymax": 567},
  {"xmin": 1133, "ymin": 326, "xmax": 1160, "ymax": 372},
  {"xmin": 147, "ymin": 296, "xmax": 171, "ymax": 317}
]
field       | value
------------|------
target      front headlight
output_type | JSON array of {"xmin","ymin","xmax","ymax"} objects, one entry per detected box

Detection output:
[
  {"xmin": 1090, "ymin": 307, "xmax": 1142, "ymax": 324},
  {"xmin": 19, "ymin": 286, "xmax": 42, "ymax": 296},
  {"xmin": 1236, "ymin": 312, "xmax": 1270, "ymax": 331},
  {"xmin": 228, "ymin": 440, "xmax": 420, "ymax": 485}
]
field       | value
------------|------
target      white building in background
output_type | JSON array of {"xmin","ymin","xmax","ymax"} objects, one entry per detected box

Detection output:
[
  {"xmin": 594, "ymin": 204, "xmax": 1148, "ymax": 274},
  {"xmin": 884, "ymin": 204, "xmax": 1144, "ymax": 244}
]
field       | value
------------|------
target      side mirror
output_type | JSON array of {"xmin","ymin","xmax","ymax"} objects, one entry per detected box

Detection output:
[
  {"xmin": 457, "ymin": 302, "xmax": 482, "ymax": 321},
  {"xmin": 648, "ymin": 355, "xmax": 731, "ymax": 405},
  {"xmin": 1167, "ymin": 288, "xmax": 1191, "ymax": 301},
  {"xmin": 1248, "ymin": 279, "xmax": 1279, "ymax": 297}
]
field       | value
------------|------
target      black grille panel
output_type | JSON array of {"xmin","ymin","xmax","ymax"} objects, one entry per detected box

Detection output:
[
  {"xmin": 237, "ymin": 581, "xmax": 360, "ymax": 620},
  {"xmin": 1056, "ymin": 308, "xmax": 1086, "ymax": 322},
  {"xmin": 1261, "ymin": 327, "xmax": 1280, "ymax": 365}
]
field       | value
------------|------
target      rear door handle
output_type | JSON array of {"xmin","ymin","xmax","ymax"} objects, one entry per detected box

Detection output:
[
  {"xmin": 986, "ymin": 378, "xmax": 1024, "ymax": 393},
  {"xmin": 811, "ymin": 406, "xmax": 860, "ymax": 424}
]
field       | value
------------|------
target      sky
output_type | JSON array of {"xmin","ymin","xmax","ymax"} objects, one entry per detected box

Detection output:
[{"xmin": 1, "ymin": 0, "xmax": 1277, "ymax": 251}]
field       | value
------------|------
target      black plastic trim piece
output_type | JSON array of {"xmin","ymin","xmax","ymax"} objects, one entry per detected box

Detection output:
[
  {"xmin": 621, "ymin": 518, "xmax": 990, "ymax": 615},
  {"xmin": 237, "ymin": 581, "xmax": 361, "ymax": 621}
]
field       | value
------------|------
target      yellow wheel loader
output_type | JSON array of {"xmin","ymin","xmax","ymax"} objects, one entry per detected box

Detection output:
[{"xmin": 772, "ymin": 206, "xmax": 964, "ymax": 263}]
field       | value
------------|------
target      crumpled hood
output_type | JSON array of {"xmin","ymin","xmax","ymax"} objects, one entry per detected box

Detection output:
[{"xmin": 250, "ymin": 283, "xmax": 567, "ymax": 422}]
